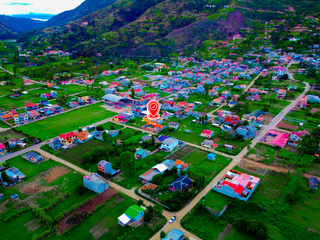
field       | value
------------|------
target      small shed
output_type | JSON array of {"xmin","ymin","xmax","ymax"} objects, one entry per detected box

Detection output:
[{"xmin": 207, "ymin": 153, "xmax": 216, "ymax": 160}]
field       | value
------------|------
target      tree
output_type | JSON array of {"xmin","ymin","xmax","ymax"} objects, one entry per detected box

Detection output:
[
  {"xmin": 131, "ymin": 88, "xmax": 135, "ymax": 98},
  {"xmin": 243, "ymin": 120, "xmax": 249, "ymax": 126},
  {"xmin": 1, "ymin": 171, "xmax": 8, "ymax": 183},
  {"xmin": 103, "ymin": 131, "xmax": 109, "ymax": 142},
  {"xmin": 82, "ymin": 153, "xmax": 92, "ymax": 163},
  {"xmin": 137, "ymin": 199, "xmax": 143, "ymax": 206},
  {"xmin": 204, "ymin": 115, "xmax": 208, "ymax": 122},
  {"xmin": 110, "ymin": 125, "xmax": 115, "ymax": 130},
  {"xmin": 244, "ymin": 101, "xmax": 250, "ymax": 112},
  {"xmin": 160, "ymin": 231, "xmax": 166, "ymax": 238},
  {"xmin": 152, "ymin": 174, "xmax": 163, "ymax": 185},
  {"xmin": 281, "ymin": 73, "xmax": 289, "ymax": 80}
]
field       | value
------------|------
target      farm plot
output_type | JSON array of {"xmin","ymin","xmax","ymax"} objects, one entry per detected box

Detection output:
[
  {"xmin": 0, "ymin": 129, "xmax": 28, "ymax": 143},
  {"xmin": 47, "ymin": 194, "xmax": 162, "ymax": 240},
  {"xmin": 255, "ymin": 171, "xmax": 288, "ymax": 200},
  {"xmin": 58, "ymin": 188, "xmax": 118, "ymax": 234},
  {"xmin": 165, "ymin": 145, "xmax": 196, "ymax": 160}
]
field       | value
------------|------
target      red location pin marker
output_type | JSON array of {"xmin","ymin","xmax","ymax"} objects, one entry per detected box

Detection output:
[{"xmin": 147, "ymin": 99, "xmax": 161, "ymax": 121}]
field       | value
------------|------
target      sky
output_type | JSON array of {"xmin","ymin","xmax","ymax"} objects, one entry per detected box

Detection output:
[{"xmin": 0, "ymin": 0, "xmax": 85, "ymax": 16}]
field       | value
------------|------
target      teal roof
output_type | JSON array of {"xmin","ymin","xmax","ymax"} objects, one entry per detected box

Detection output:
[{"xmin": 124, "ymin": 205, "xmax": 144, "ymax": 219}]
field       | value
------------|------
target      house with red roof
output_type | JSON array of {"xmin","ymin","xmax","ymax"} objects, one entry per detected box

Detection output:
[
  {"xmin": 213, "ymin": 169, "xmax": 260, "ymax": 201},
  {"xmin": 59, "ymin": 132, "xmax": 76, "ymax": 146},
  {"xmin": 200, "ymin": 130, "xmax": 214, "ymax": 138},
  {"xmin": 0, "ymin": 143, "xmax": 6, "ymax": 154},
  {"xmin": 24, "ymin": 102, "xmax": 39, "ymax": 111},
  {"xmin": 277, "ymin": 89, "xmax": 286, "ymax": 99},
  {"xmin": 225, "ymin": 115, "xmax": 240, "ymax": 126}
]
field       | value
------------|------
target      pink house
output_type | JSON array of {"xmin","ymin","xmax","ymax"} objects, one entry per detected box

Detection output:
[{"xmin": 261, "ymin": 130, "xmax": 289, "ymax": 148}]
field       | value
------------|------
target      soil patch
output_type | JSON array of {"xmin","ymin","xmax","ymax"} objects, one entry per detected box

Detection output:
[
  {"xmin": 19, "ymin": 166, "xmax": 70, "ymax": 195},
  {"xmin": 20, "ymin": 185, "xmax": 61, "ymax": 208},
  {"xmin": 217, "ymin": 224, "xmax": 233, "ymax": 240},
  {"xmin": 24, "ymin": 218, "xmax": 42, "ymax": 231},
  {"xmin": 58, "ymin": 188, "xmax": 118, "ymax": 234},
  {"xmin": 89, "ymin": 218, "xmax": 110, "ymax": 240},
  {"xmin": 213, "ymin": 138, "xmax": 220, "ymax": 142},
  {"xmin": 310, "ymin": 107, "xmax": 320, "ymax": 113},
  {"xmin": 276, "ymin": 121, "xmax": 297, "ymax": 130}
]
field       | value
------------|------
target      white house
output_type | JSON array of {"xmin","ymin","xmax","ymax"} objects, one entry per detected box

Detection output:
[{"xmin": 159, "ymin": 137, "xmax": 179, "ymax": 152}]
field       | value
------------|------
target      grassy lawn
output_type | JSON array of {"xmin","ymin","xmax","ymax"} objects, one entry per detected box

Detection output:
[
  {"xmin": 0, "ymin": 210, "xmax": 46, "ymax": 239},
  {"xmin": 192, "ymin": 157, "xmax": 231, "ymax": 180},
  {"xmin": 247, "ymin": 143, "xmax": 277, "ymax": 165},
  {"xmin": 180, "ymin": 149, "xmax": 208, "ymax": 167},
  {"xmin": 181, "ymin": 204, "xmax": 225, "ymax": 240},
  {"xmin": 255, "ymin": 171, "xmax": 288, "ymax": 201},
  {"xmin": 16, "ymin": 103, "xmax": 117, "ymax": 140},
  {"xmin": 28, "ymin": 85, "xmax": 87, "ymax": 97},
  {"xmin": 0, "ymin": 95, "xmax": 43, "ymax": 109},
  {"xmin": 0, "ymin": 121, "xmax": 10, "ymax": 128},
  {"xmin": 58, "ymin": 139, "xmax": 111, "ymax": 172},
  {"xmin": 204, "ymin": 190, "xmax": 232, "ymax": 212},
  {"xmin": 142, "ymin": 86, "xmax": 170, "ymax": 97}
]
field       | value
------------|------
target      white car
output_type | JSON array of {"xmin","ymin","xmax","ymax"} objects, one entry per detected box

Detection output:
[{"xmin": 169, "ymin": 216, "xmax": 177, "ymax": 223}]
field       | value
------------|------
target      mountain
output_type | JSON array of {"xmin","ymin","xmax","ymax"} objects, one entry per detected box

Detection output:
[
  {"xmin": 0, "ymin": 15, "xmax": 42, "ymax": 39},
  {"xmin": 41, "ymin": 0, "xmax": 118, "ymax": 28},
  {"xmin": 23, "ymin": 0, "xmax": 320, "ymax": 56},
  {"xmin": 11, "ymin": 13, "xmax": 55, "ymax": 21}
]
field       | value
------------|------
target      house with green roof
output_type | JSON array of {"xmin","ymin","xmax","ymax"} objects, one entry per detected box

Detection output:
[
  {"xmin": 134, "ymin": 148, "xmax": 149, "ymax": 160},
  {"xmin": 118, "ymin": 205, "xmax": 145, "ymax": 226}
]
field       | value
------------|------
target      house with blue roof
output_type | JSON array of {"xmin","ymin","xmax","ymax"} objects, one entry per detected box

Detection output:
[
  {"xmin": 22, "ymin": 152, "xmax": 43, "ymax": 164},
  {"xmin": 40, "ymin": 100, "xmax": 50, "ymax": 106},
  {"xmin": 207, "ymin": 153, "xmax": 216, "ymax": 160},
  {"xmin": 83, "ymin": 173, "xmax": 109, "ymax": 193},
  {"xmin": 160, "ymin": 137, "xmax": 179, "ymax": 152},
  {"xmin": 98, "ymin": 160, "xmax": 117, "ymax": 176},
  {"xmin": 1, "ymin": 167, "xmax": 26, "ymax": 186},
  {"xmin": 161, "ymin": 229, "xmax": 184, "ymax": 240},
  {"xmin": 155, "ymin": 135, "xmax": 170, "ymax": 144},
  {"xmin": 169, "ymin": 176, "xmax": 192, "ymax": 191},
  {"xmin": 49, "ymin": 139, "xmax": 62, "ymax": 150},
  {"xmin": 135, "ymin": 149, "xmax": 149, "ymax": 160},
  {"xmin": 196, "ymin": 85, "xmax": 205, "ymax": 94},
  {"xmin": 307, "ymin": 95, "xmax": 320, "ymax": 104},
  {"xmin": 236, "ymin": 125, "xmax": 258, "ymax": 140}
]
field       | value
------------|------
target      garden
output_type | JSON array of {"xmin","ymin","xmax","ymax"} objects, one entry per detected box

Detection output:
[{"xmin": 16, "ymin": 103, "xmax": 117, "ymax": 141}]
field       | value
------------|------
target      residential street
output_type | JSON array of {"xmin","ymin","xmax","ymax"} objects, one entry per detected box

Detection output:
[{"xmin": 0, "ymin": 62, "xmax": 310, "ymax": 240}]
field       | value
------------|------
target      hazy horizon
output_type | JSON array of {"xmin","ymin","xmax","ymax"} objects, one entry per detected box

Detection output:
[{"xmin": 0, "ymin": 1, "xmax": 86, "ymax": 16}]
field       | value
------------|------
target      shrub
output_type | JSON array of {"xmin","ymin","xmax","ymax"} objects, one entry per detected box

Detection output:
[
  {"xmin": 76, "ymin": 185, "xmax": 86, "ymax": 196},
  {"xmin": 160, "ymin": 231, "xmax": 166, "ymax": 238},
  {"xmin": 96, "ymin": 125, "xmax": 104, "ymax": 131}
]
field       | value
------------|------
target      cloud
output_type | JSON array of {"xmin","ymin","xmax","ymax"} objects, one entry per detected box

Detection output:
[{"xmin": 4, "ymin": 2, "xmax": 33, "ymax": 5}]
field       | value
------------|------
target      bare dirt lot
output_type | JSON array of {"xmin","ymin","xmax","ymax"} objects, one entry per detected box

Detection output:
[
  {"xmin": 58, "ymin": 188, "xmax": 118, "ymax": 234},
  {"xmin": 276, "ymin": 121, "xmax": 298, "ymax": 130},
  {"xmin": 19, "ymin": 166, "xmax": 71, "ymax": 195},
  {"xmin": 310, "ymin": 107, "xmax": 320, "ymax": 113}
]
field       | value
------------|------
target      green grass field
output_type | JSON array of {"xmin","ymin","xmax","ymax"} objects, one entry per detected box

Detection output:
[
  {"xmin": 0, "ymin": 210, "xmax": 46, "ymax": 239},
  {"xmin": 16, "ymin": 103, "xmax": 117, "ymax": 140},
  {"xmin": 204, "ymin": 190, "xmax": 231, "ymax": 212}
]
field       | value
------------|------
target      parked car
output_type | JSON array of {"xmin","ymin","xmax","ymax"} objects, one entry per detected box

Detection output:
[{"xmin": 169, "ymin": 216, "xmax": 177, "ymax": 223}]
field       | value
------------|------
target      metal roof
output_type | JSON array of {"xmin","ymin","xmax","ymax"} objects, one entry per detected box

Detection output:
[{"xmin": 102, "ymin": 94, "xmax": 124, "ymax": 103}]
